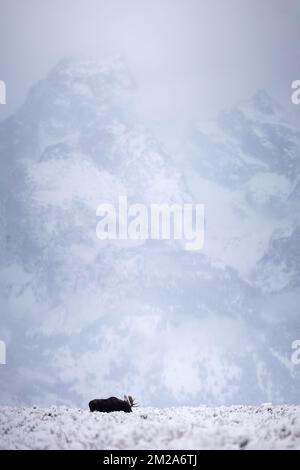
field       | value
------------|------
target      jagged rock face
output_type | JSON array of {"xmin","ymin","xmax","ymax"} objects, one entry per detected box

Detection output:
[
  {"xmin": 0, "ymin": 59, "xmax": 299, "ymax": 408},
  {"xmin": 187, "ymin": 90, "xmax": 300, "ymax": 187}
]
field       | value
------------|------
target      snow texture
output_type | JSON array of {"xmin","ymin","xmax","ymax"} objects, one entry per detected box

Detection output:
[{"xmin": 1, "ymin": 405, "xmax": 300, "ymax": 450}]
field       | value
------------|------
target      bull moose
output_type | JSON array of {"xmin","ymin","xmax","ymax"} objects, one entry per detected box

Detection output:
[{"xmin": 89, "ymin": 395, "xmax": 138, "ymax": 413}]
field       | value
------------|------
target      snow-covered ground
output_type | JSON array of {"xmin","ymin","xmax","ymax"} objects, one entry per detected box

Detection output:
[{"xmin": 1, "ymin": 405, "xmax": 300, "ymax": 450}]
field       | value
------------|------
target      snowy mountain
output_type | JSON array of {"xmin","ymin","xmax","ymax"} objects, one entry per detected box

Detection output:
[
  {"xmin": 0, "ymin": 59, "xmax": 299, "ymax": 408},
  {"xmin": 185, "ymin": 90, "xmax": 300, "ymax": 284},
  {"xmin": 187, "ymin": 90, "xmax": 300, "ymax": 187},
  {"xmin": 182, "ymin": 89, "xmax": 300, "ymax": 404}
]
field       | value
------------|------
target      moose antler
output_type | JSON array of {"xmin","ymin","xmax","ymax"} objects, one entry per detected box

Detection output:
[
  {"xmin": 128, "ymin": 395, "xmax": 139, "ymax": 407},
  {"xmin": 124, "ymin": 395, "xmax": 139, "ymax": 408}
]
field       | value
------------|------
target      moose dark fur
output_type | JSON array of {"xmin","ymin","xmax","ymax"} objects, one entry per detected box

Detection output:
[{"xmin": 89, "ymin": 395, "xmax": 138, "ymax": 413}]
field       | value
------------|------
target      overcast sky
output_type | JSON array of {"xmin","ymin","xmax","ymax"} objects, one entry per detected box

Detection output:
[{"xmin": 1, "ymin": 0, "xmax": 300, "ymax": 129}]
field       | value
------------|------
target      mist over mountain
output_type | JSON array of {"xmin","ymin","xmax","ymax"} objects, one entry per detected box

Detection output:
[{"xmin": 0, "ymin": 58, "xmax": 299, "ymax": 407}]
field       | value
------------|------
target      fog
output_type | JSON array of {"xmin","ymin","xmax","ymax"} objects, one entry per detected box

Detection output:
[{"xmin": 1, "ymin": 0, "xmax": 300, "ymax": 129}]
